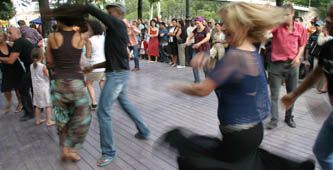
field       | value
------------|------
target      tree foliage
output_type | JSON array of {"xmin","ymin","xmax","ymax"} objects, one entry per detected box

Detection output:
[
  {"xmin": 48, "ymin": 0, "xmax": 333, "ymax": 21},
  {"xmin": 0, "ymin": 0, "xmax": 16, "ymax": 20},
  {"xmin": 125, "ymin": 0, "xmax": 224, "ymax": 21},
  {"xmin": 289, "ymin": 0, "xmax": 331, "ymax": 18}
]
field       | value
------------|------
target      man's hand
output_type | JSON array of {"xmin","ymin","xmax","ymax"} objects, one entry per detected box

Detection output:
[
  {"xmin": 83, "ymin": 66, "xmax": 93, "ymax": 74},
  {"xmin": 281, "ymin": 92, "xmax": 297, "ymax": 110},
  {"xmin": 291, "ymin": 57, "xmax": 301, "ymax": 67}
]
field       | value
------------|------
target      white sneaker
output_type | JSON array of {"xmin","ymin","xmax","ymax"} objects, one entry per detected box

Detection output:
[{"xmin": 177, "ymin": 65, "xmax": 186, "ymax": 69}]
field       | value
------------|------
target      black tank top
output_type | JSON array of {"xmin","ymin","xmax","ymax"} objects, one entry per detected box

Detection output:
[{"xmin": 51, "ymin": 30, "xmax": 83, "ymax": 80}]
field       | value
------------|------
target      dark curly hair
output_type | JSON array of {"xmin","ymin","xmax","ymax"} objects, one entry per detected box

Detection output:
[
  {"xmin": 51, "ymin": 4, "xmax": 88, "ymax": 27},
  {"xmin": 88, "ymin": 20, "xmax": 105, "ymax": 36}
]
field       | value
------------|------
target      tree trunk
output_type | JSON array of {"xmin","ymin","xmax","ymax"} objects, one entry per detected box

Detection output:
[
  {"xmin": 157, "ymin": 1, "xmax": 161, "ymax": 19},
  {"xmin": 138, "ymin": 0, "xmax": 142, "ymax": 19},
  {"xmin": 38, "ymin": 0, "xmax": 51, "ymax": 38},
  {"xmin": 186, "ymin": 0, "xmax": 190, "ymax": 18},
  {"xmin": 276, "ymin": 0, "xmax": 283, "ymax": 6},
  {"xmin": 149, "ymin": 3, "xmax": 154, "ymax": 20}
]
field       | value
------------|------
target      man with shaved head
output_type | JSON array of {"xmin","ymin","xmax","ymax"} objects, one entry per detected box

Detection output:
[
  {"xmin": 0, "ymin": 27, "xmax": 34, "ymax": 121},
  {"xmin": 281, "ymin": 4, "xmax": 333, "ymax": 170}
]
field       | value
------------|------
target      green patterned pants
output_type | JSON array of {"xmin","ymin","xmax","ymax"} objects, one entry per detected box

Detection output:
[{"xmin": 51, "ymin": 79, "xmax": 92, "ymax": 149}]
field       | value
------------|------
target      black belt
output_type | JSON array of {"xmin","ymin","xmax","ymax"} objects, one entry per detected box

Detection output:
[{"xmin": 272, "ymin": 60, "xmax": 293, "ymax": 64}]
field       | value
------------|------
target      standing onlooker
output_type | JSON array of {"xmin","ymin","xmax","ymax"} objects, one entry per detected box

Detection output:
[
  {"xmin": 307, "ymin": 22, "xmax": 322, "ymax": 71},
  {"xmin": 0, "ymin": 27, "xmax": 34, "ymax": 121},
  {"xmin": 139, "ymin": 29, "xmax": 148, "ymax": 60},
  {"xmin": 30, "ymin": 48, "xmax": 54, "ymax": 126},
  {"xmin": 128, "ymin": 20, "xmax": 141, "ymax": 70},
  {"xmin": 158, "ymin": 22, "xmax": 169, "ymax": 63},
  {"xmin": 137, "ymin": 19, "xmax": 145, "ymax": 32},
  {"xmin": 175, "ymin": 19, "xmax": 187, "ymax": 69},
  {"xmin": 168, "ymin": 18, "xmax": 178, "ymax": 66},
  {"xmin": 266, "ymin": 4, "xmax": 307, "ymax": 129},
  {"xmin": 185, "ymin": 16, "xmax": 211, "ymax": 83},
  {"xmin": 281, "ymin": 5, "xmax": 333, "ymax": 169},
  {"xmin": 0, "ymin": 31, "xmax": 22, "ymax": 114},
  {"xmin": 208, "ymin": 19, "xmax": 216, "ymax": 44},
  {"xmin": 209, "ymin": 23, "xmax": 226, "ymax": 69},
  {"xmin": 185, "ymin": 18, "xmax": 196, "ymax": 66},
  {"xmin": 316, "ymin": 26, "xmax": 333, "ymax": 93},
  {"xmin": 147, "ymin": 19, "xmax": 159, "ymax": 63},
  {"xmin": 17, "ymin": 20, "xmax": 43, "ymax": 47},
  {"xmin": 86, "ymin": 20, "xmax": 106, "ymax": 109}
]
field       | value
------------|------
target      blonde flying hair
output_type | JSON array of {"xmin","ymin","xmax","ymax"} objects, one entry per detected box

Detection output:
[{"xmin": 219, "ymin": 2, "xmax": 288, "ymax": 46}]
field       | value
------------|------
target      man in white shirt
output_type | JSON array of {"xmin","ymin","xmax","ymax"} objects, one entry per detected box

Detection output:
[{"xmin": 185, "ymin": 18, "xmax": 196, "ymax": 65}]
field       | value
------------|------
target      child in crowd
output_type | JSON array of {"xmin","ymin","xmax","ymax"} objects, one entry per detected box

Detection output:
[
  {"xmin": 30, "ymin": 48, "xmax": 54, "ymax": 126},
  {"xmin": 139, "ymin": 29, "xmax": 148, "ymax": 60}
]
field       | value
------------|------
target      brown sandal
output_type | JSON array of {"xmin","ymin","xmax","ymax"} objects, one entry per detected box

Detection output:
[{"xmin": 15, "ymin": 104, "xmax": 23, "ymax": 113}]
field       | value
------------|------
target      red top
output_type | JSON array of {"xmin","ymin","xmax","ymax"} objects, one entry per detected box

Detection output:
[
  {"xmin": 192, "ymin": 26, "xmax": 210, "ymax": 53},
  {"xmin": 271, "ymin": 21, "xmax": 307, "ymax": 62},
  {"xmin": 149, "ymin": 28, "xmax": 157, "ymax": 36}
]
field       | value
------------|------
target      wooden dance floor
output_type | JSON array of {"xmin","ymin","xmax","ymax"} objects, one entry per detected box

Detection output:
[{"xmin": 0, "ymin": 61, "xmax": 329, "ymax": 170}]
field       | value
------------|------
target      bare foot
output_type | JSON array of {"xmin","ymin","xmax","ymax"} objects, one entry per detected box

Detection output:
[
  {"xmin": 46, "ymin": 121, "xmax": 55, "ymax": 127},
  {"xmin": 2, "ymin": 105, "xmax": 10, "ymax": 114},
  {"xmin": 61, "ymin": 148, "xmax": 81, "ymax": 162},
  {"xmin": 35, "ymin": 119, "xmax": 46, "ymax": 126}
]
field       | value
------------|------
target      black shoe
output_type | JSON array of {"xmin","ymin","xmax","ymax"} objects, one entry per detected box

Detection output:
[
  {"xmin": 131, "ymin": 68, "xmax": 140, "ymax": 71},
  {"xmin": 285, "ymin": 117, "xmax": 296, "ymax": 128},
  {"xmin": 266, "ymin": 120, "xmax": 278, "ymax": 130},
  {"xmin": 134, "ymin": 132, "xmax": 150, "ymax": 140},
  {"xmin": 299, "ymin": 159, "xmax": 315, "ymax": 170},
  {"xmin": 90, "ymin": 104, "xmax": 97, "ymax": 110},
  {"xmin": 20, "ymin": 115, "xmax": 34, "ymax": 122}
]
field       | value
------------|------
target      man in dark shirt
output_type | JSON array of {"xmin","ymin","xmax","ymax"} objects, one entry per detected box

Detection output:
[
  {"xmin": 0, "ymin": 27, "xmax": 34, "ymax": 121},
  {"xmin": 82, "ymin": 3, "xmax": 150, "ymax": 167},
  {"xmin": 281, "ymin": 5, "xmax": 333, "ymax": 169}
]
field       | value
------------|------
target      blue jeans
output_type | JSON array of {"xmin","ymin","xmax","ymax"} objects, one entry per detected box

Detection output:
[
  {"xmin": 97, "ymin": 71, "xmax": 150, "ymax": 158},
  {"xmin": 192, "ymin": 51, "xmax": 210, "ymax": 83},
  {"xmin": 159, "ymin": 42, "xmax": 169, "ymax": 63},
  {"xmin": 313, "ymin": 111, "xmax": 333, "ymax": 170},
  {"xmin": 129, "ymin": 45, "xmax": 140, "ymax": 68}
]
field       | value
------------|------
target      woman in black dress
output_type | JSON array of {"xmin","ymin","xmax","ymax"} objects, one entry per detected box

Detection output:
[{"xmin": 0, "ymin": 32, "xmax": 22, "ymax": 114}]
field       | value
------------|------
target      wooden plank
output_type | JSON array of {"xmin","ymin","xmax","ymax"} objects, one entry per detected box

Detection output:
[{"xmin": 0, "ymin": 61, "xmax": 329, "ymax": 170}]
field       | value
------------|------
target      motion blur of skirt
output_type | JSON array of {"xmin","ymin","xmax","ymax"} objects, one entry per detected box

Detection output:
[
  {"xmin": 86, "ymin": 72, "xmax": 105, "ymax": 81},
  {"xmin": 158, "ymin": 123, "xmax": 315, "ymax": 170},
  {"xmin": 51, "ymin": 79, "xmax": 92, "ymax": 149}
]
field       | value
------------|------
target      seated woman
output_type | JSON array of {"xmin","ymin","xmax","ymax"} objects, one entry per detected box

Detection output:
[{"xmin": 160, "ymin": 2, "xmax": 315, "ymax": 170}]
